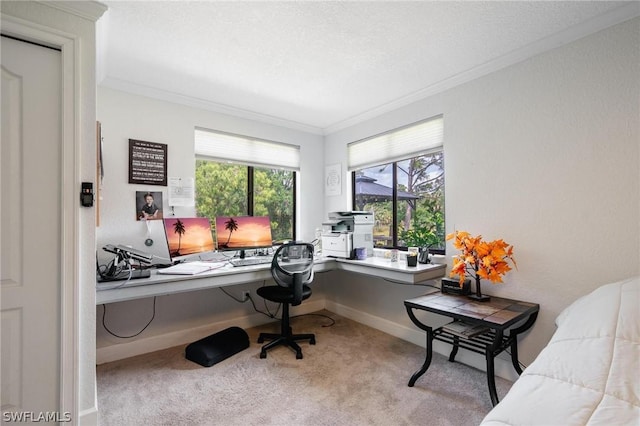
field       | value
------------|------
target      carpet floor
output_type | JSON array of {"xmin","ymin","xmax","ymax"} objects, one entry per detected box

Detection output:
[{"xmin": 96, "ymin": 310, "xmax": 512, "ymax": 425}]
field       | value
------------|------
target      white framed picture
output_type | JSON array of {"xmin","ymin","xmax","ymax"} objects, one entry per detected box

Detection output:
[{"xmin": 325, "ymin": 163, "xmax": 342, "ymax": 196}]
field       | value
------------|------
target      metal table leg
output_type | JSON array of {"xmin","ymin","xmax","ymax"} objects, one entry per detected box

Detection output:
[
  {"xmin": 449, "ymin": 336, "xmax": 459, "ymax": 362},
  {"xmin": 408, "ymin": 328, "xmax": 433, "ymax": 386},
  {"xmin": 508, "ymin": 312, "xmax": 538, "ymax": 375},
  {"xmin": 405, "ymin": 306, "xmax": 434, "ymax": 387},
  {"xmin": 486, "ymin": 329, "xmax": 503, "ymax": 406}
]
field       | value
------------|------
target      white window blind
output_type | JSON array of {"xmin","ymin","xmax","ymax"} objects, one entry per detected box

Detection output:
[
  {"xmin": 195, "ymin": 128, "xmax": 300, "ymax": 171},
  {"xmin": 347, "ymin": 115, "xmax": 443, "ymax": 170}
]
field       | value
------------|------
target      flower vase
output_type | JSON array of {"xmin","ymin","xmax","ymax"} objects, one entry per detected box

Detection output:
[{"xmin": 468, "ymin": 276, "xmax": 491, "ymax": 302}]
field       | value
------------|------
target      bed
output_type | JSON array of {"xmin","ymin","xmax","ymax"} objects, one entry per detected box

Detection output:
[{"xmin": 481, "ymin": 276, "xmax": 640, "ymax": 425}]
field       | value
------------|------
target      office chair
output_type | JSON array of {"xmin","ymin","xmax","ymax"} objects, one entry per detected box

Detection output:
[{"xmin": 257, "ymin": 242, "xmax": 316, "ymax": 359}]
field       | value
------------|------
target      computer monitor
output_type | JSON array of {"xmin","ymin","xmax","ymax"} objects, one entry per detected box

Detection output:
[
  {"xmin": 162, "ymin": 217, "xmax": 215, "ymax": 263},
  {"xmin": 214, "ymin": 216, "xmax": 273, "ymax": 257}
]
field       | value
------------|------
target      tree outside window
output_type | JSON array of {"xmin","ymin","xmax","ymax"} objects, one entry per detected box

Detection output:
[
  {"xmin": 353, "ymin": 151, "xmax": 444, "ymax": 252},
  {"xmin": 195, "ymin": 160, "xmax": 295, "ymax": 244}
]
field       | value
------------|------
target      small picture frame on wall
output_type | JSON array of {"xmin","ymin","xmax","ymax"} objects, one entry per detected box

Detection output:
[
  {"xmin": 325, "ymin": 163, "xmax": 341, "ymax": 196},
  {"xmin": 128, "ymin": 139, "xmax": 167, "ymax": 186},
  {"xmin": 136, "ymin": 191, "xmax": 163, "ymax": 221}
]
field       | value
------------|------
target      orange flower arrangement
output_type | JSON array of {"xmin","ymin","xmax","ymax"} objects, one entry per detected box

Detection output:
[{"xmin": 446, "ymin": 231, "xmax": 517, "ymax": 286}]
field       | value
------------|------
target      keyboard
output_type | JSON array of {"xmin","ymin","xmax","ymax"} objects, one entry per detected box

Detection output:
[
  {"xmin": 229, "ymin": 257, "xmax": 273, "ymax": 267},
  {"xmin": 157, "ymin": 261, "xmax": 219, "ymax": 275}
]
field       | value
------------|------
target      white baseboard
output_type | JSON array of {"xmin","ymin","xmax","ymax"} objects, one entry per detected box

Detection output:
[
  {"xmin": 96, "ymin": 299, "xmax": 325, "ymax": 364},
  {"xmin": 325, "ymin": 300, "xmax": 519, "ymax": 382}
]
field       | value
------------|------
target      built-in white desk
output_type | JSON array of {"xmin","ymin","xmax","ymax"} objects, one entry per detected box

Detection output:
[
  {"xmin": 334, "ymin": 257, "xmax": 445, "ymax": 283},
  {"xmin": 96, "ymin": 257, "xmax": 446, "ymax": 305}
]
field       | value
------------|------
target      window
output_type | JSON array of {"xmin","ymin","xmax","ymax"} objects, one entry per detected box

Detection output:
[
  {"xmin": 349, "ymin": 116, "xmax": 445, "ymax": 252},
  {"xmin": 194, "ymin": 128, "xmax": 298, "ymax": 244}
]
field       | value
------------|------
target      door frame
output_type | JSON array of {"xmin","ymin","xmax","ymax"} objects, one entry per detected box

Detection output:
[{"xmin": 2, "ymin": 15, "xmax": 79, "ymax": 418}]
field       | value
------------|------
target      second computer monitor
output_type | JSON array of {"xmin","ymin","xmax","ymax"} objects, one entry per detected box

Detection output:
[{"xmin": 215, "ymin": 216, "xmax": 273, "ymax": 254}]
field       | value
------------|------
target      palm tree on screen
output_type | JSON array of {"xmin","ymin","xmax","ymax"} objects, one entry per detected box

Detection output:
[
  {"xmin": 173, "ymin": 219, "xmax": 186, "ymax": 255},
  {"xmin": 223, "ymin": 217, "xmax": 239, "ymax": 248}
]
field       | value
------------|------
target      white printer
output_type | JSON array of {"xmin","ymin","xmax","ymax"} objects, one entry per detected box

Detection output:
[{"xmin": 321, "ymin": 211, "xmax": 374, "ymax": 258}]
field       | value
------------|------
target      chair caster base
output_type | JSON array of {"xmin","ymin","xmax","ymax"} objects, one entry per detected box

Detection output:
[
  {"xmin": 257, "ymin": 332, "xmax": 315, "ymax": 360},
  {"xmin": 257, "ymin": 332, "xmax": 279, "ymax": 344}
]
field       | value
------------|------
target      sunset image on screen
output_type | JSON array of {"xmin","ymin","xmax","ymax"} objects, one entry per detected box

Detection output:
[
  {"xmin": 163, "ymin": 217, "xmax": 215, "ymax": 258},
  {"xmin": 215, "ymin": 216, "xmax": 273, "ymax": 249}
]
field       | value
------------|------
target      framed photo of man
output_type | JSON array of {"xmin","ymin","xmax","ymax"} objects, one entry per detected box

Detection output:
[{"xmin": 136, "ymin": 191, "xmax": 163, "ymax": 221}]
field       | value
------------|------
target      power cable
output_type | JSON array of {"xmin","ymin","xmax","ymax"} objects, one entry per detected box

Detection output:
[{"xmin": 101, "ymin": 297, "xmax": 157, "ymax": 338}]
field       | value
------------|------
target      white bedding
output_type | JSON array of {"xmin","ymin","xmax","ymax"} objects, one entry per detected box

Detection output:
[{"xmin": 481, "ymin": 277, "xmax": 640, "ymax": 425}]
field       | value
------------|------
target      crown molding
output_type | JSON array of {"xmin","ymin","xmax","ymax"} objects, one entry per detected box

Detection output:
[
  {"xmin": 37, "ymin": 1, "xmax": 108, "ymax": 22},
  {"xmin": 98, "ymin": 2, "xmax": 639, "ymax": 137},
  {"xmin": 323, "ymin": 2, "xmax": 640, "ymax": 135},
  {"xmin": 99, "ymin": 77, "xmax": 325, "ymax": 136}
]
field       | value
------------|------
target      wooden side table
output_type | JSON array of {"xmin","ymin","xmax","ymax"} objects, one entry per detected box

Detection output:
[{"xmin": 404, "ymin": 292, "xmax": 539, "ymax": 406}]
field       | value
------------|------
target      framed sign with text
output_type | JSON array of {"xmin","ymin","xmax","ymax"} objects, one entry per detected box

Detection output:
[{"xmin": 128, "ymin": 139, "xmax": 167, "ymax": 186}]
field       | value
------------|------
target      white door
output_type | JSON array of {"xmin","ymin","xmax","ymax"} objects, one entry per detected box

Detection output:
[{"xmin": 1, "ymin": 36, "xmax": 62, "ymax": 416}]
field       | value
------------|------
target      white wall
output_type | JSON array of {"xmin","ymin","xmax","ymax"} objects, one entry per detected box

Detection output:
[
  {"xmin": 324, "ymin": 17, "xmax": 640, "ymax": 372},
  {"xmin": 96, "ymin": 88, "xmax": 327, "ymax": 362}
]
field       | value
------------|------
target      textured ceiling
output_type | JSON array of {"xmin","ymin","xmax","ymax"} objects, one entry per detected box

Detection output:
[{"xmin": 97, "ymin": 1, "xmax": 638, "ymax": 134}]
